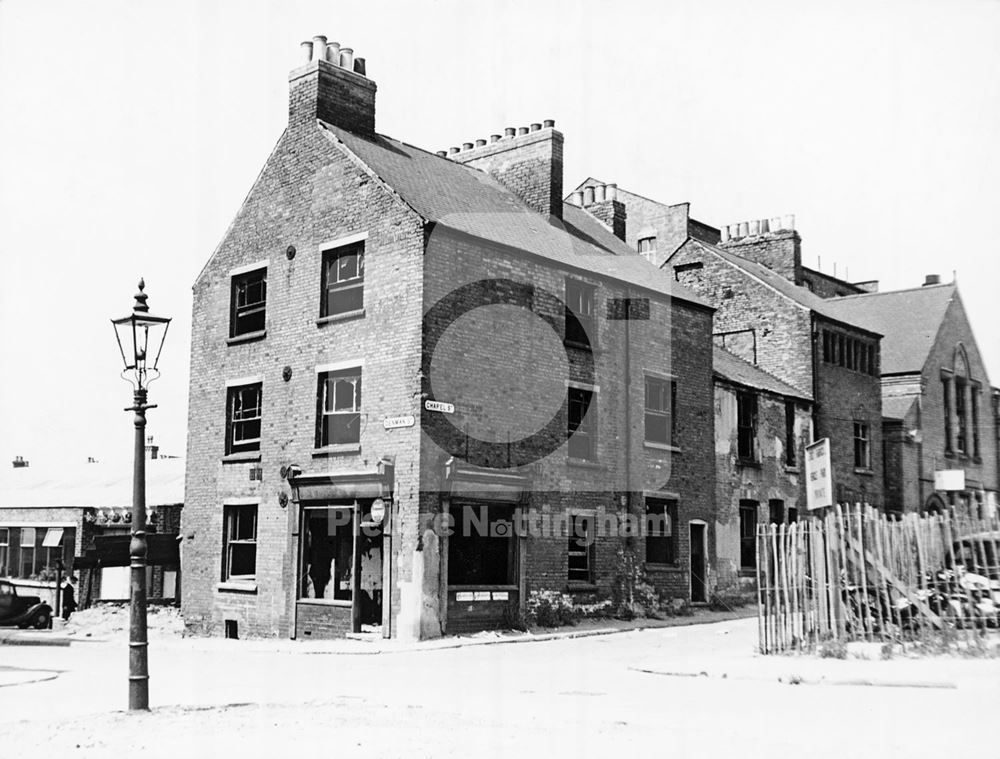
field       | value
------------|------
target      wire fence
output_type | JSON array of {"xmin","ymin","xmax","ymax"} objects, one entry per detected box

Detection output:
[{"xmin": 756, "ymin": 503, "xmax": 1000, "ymax": 654}]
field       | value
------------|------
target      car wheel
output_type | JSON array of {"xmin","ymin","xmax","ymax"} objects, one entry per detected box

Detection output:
[{"xmin": 32, "ymin": 611, "xmax": 50, "ymax": 630}]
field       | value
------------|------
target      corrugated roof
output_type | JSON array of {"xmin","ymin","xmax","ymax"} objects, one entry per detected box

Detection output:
[
  {"xmin": 821, "ymin": 284, "xmax": 957, "ymax": 374},
  {"xmin": 683, "ymin": 238, "xmax": 879, "ymax": 334},
  {"xmin": 713, "ymin": 346, "xmax": 812, "ymax": 400},
  {"xmin": 318, "ymin": 123, "xmax": 711, "ymax": 310},
  {"xmin": 0, "ymin": 458, "xmax": 185, "ymax": 509}
]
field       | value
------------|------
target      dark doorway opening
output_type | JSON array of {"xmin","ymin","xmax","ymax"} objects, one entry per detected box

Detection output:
[{"xmin": 689, "ymin": 523, "xmax": 707, "ymax": 603}]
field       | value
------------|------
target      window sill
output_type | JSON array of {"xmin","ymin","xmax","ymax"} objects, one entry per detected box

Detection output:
[
  {"xmin": 785, "ymin": 465, "xmax": 800, "ymax": 473},
  {"xmin": 853, "ymin": 467, "xmax": 874, "ymax": 477},
  {"xmin": 317, "ymin": 308, "xmax": 365, "ymax": 327},
  {"xmin": 566, "ymin": 582, "xmax": 598, "ymax": 593},
  {"xmin": 216, "ymin": 581, "xmax": 257, "ymax": 594},
  {"xmin": 312, "ymin": 444, "xmax": 361, "ymax": 457},
  {"xmin": 222, "ymin": 452, "xmax": 261, "ymax": 464},
  {"xmin": 644, "ymin": 441, "xmax": 681, "ymax": 453},
  {"xmin": 738, "ymin": 569, "xmax": 756, "ymax": 578},
  {"xmin": 736, "ymin": 458, "xmax": 760, "ymax": 469},
  {"xmin": 297, "ymin": 598, "xmax": 352, "ymax": 607},
  {"xmin": 227, "ymin": 330, "xmax": 266, "ymax": 346},
  {"xmin": 645, "ymin": 563, "xmax": 683, "ymax": 573},
  {"xmin": 566, "ymin": 457, "xmax": 602, "ymax": 470}
]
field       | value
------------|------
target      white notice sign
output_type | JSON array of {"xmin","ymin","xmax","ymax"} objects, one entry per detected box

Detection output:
[
  {"xmin": 805, "ymin": 438, "xmax": 833, "ymax": 511},
  {"xmin": 383, "ymin": 415, "xmax": 415, "ymax": 430},
  {"xmin": 424, "ymin": 399, "xmax": 455, "ymax": 414}
]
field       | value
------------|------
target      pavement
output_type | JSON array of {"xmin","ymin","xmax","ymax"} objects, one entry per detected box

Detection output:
[{"xmin": 1, "ymin": 614, "xmax": 998, "ymax": 758}]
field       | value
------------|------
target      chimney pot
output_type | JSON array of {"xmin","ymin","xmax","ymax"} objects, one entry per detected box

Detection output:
[
  {"xmin": 720, "ymin": 225, "xmax": 731, "ymax": 243},
  {"xmin": 490, "ymin": 134, "xmax": 501, "ymax": 143},
  {"xmin": 449, "ymin": 146, "xmax": 460, "ymax": 154},
  {"xmin": 749, "ymin": 220, "xmax": 761, "ymax": 236},
  {"xmin": 353, "ymin": 57, "xmax": 366, "ymax": 76},
  {"xmin": 436, "ymin": 150, "xmax": 447, "ymax": 157},
  {"xmin": 583, "ymin": 186, "xmax": 595, "ymax": 206},
  {"xmin": 517, "ymin": 126, "xmax": 529, "ymax": 135},
  {"xmin": 339, "ymin": 47, "xmax": 354, "ymax": 70},
  {"xmin": 300, "ymin": 41, "xmax": 314, "ymax": 64},
  {"xmin": 475, "ymin": 138, "xmax": 487, "ymax": 147},
  {"xmin": 770, "ymin": 216, "xmax": 782, "ymax": 232},
  {"xmin": 570, "ymin": 190, "xmax": 584, "ymax": 206},
  {"xmin": 543, "ymin": 119, "xmax": 555, "ymax": 128},
  {"xmin": 530, "ymin": 122, "xmax": 541, "ymax": 132},
  {"xmin": 325, "ymin": 41, "xmax": 340, "ymax": 64},
  {"xmin": 504, "ymin": 127, "xmax": 516, "ymax": 137},
  {"xmin": 311, "ymin": 35, "xmax": 328, "ymax": 62},
  {"xmin": 605, "ymin": 183, "xmax": 617, "ymax": 201},
  {"xmin": 593, "ymin": 184, "xmax": 606, "ymax": 203},
  {"xmin": 760, "ymin": 219, "xmax": 770, "ymax": 234},
  {"xmin": 738, "ymin": 221, "xmax": 750, "ymax": 238},
  {"xmin": 462, "ymin": 142, "xmax": 474, "ymax": 151},
  {"xmin": 923, "ymin": 274, "xmax": 942, "ymax": 286},
  {"xmin": 782, "ymin": 214, "xmax": 795, "ymax": 230}
]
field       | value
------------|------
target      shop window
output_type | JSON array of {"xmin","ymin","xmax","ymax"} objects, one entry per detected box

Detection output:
[
  {"xmin": 19, "ymin": 527, "xmax": 37, "ymax": 578},
  {"xmin": 448, "ymin": 504, "xmax": 516, "ymax": 586},
  {"xmin": 736, "ymin": 391, "xmax": 757, "ymax": 462},
  {"xmin": 321, "ymin": 241, "xmax": 365, "ymax": 317},
  {"xmin": 565, "ymin": 279, "xmax": 595, "ymax": 347},
  {"xmin": 853, "ymin": 422, "xmax": 871, "ymax": 469},
  {"xmin": 230, "ymin": 267, "xmax": 267, "ymax": 337},
  {"xmin": 317, "ymin": 369, "xmax": 362, "ymax": 447},
  {"xmin": 739, "ymin": 501, "xmax": 758, "ymax": 571},
  {"xmin": 644, "ymin": 376, "xmax": 676, "ymax": 446},
  {"xmin": 645, "ymin": 498, "xmax": 677, "ymax": 565},
  {"xmin": 567, "ymin": 386, "xmax": 596, "ymax": 460},
  {"xmin": 567, "ymin": 514, "xmax": 594, "ymax": 584},
  {"xmin": 301, "ymin": 506, "xmax": 355, "ymax": 601},
  {"xmin": 226, "ymin": 383, "xmax": 262, "ymax": 455},
  {"xmin": 0, "ymin": 528, "xmax": 7, "ymax": 577},
  {"xmin": 223, "ymin": 504, "xmax": 257, "ymax": 581}
]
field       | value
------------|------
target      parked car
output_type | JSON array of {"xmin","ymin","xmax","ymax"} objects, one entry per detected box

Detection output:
[{"xmin": 0, "ymin": 579, "xmax": 52, "ymax": 629}]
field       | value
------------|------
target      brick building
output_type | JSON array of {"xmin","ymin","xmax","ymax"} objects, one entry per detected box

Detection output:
[
  {"xmin": 182, "ymin": 38, "xmax": 717, "ymax": 641},
  {"xmin": 712, "ymin": 347, "xmax": 813, "ymax": 595},
  {"xmin": 822, "ymin": 277, "xmax": 999, "ymax": 514}
]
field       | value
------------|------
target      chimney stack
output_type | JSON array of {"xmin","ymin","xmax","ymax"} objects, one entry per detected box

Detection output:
[
  {"xmin": 446, "ymin": 120, "xmax": 564, "ymax": 219},
  {"xmin": 289, "ymin": 36, "xmax": 377, "ymax": 134},
  {"xmin": 578, "ymin": 181, "xmax": 627, "ymax": 242},
  {"xmin": 11, "ymin": 455, "xmax": 28, "ymax": 468},
  {"xmin": 720, "ymin": 213, "xmax": 802, "ymax": 284},
  {"xmin": 145, "ymin": 435, "xmax": 159, "ymax": 460},
  {"xmin": 923, "ymin": 274, "xmax": 941, "ymax": 286}
]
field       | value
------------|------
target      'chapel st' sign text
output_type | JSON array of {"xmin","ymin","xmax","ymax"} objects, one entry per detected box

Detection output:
[
  {"xmin": 424, "ymin": 399, "xmax": 455, "ymax": 414},
  {"xmin": 805, "ymin": 438, "xmax": 833, "ymax": 511}
]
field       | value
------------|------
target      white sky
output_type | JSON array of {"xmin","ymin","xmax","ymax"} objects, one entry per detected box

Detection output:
[{"xmin": 1, "ymin": 0, "xmax": 998, "ymax": 467}]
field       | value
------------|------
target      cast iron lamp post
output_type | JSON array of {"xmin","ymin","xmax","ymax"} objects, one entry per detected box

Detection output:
[{"xmin": 111, "ymin": 279, "xmax": 171, "ymax": 711}]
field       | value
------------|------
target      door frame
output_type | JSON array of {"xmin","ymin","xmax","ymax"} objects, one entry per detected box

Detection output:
[{"xmin": 688, "ymin": 520, "xmax": 708, "ymax": 603}]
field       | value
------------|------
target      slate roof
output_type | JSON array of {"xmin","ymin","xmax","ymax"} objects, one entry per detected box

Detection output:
[
  {"xmin": 713, "ymin": 346, "xmax": 811, "ymax": 401},
  {"xmin": 318, "ymin": 123, "xmax": 711, "ymax": 310},
  {"xmin": 821, "ymin": 284, "xmax": 957, "ymax": 374},
  {"xmin": 0, "ymin": 458, "xmax": 185, "ymax": 509},
  {"xmin": 882, "ymin": 395, "xmax": 917, "ymax": 421},
  {"xmin": 682, "ymin": 239, "xmax": 880, "ymax": 334}
]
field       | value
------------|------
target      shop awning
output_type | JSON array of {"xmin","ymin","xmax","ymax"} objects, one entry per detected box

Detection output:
[{"xmin": 74, "ymin": 533, "xmax": 180, "ymax": 569}]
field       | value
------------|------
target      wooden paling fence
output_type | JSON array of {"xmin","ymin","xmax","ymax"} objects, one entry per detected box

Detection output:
[{"xmin": 756, "ymin": 503, "xmax": 1000, "ymax": 654}]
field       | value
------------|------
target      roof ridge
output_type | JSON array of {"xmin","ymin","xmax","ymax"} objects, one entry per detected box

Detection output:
[{"xmin": 829, "ymin": 282, "xmax": 956, "ymax": 301}]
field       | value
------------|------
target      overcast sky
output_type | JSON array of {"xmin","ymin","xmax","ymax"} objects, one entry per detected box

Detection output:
[{"xmin": 1, "ymin": 0, "xmax": 998, "ymax": 467}]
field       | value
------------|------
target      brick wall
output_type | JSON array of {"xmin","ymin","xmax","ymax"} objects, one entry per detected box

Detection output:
[{"xmin": 720, "ymin": 231, "xmax": 802, "ymax": 284}]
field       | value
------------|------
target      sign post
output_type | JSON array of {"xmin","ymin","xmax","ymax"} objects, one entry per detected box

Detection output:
[{"xmin": 805, "ymin": 438, "xmax": 833, "ymax": 511}]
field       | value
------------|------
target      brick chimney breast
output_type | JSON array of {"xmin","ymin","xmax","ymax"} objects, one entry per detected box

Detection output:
[
  {"xmin": 448, "ymin": 123, "xmax": 564, "ymax": 220},
  {"xmin": 720, "ymin": 215, "xmax": 802, "ymax": 284},
  {"xmin": 289, "ymin": 39, "xmax": 376, "ymax": 134}
]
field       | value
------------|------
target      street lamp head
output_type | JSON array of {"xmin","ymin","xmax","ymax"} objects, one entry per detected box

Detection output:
[{"xmin": 111, "ymin": 278, "xmax": 171, "ymax": 391}]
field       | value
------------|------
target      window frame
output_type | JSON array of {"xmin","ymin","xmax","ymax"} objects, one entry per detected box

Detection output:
[
  {"xmin": 226, "ymin": 383, "xmax": 263, "ymax": 455},
  {"xmin": 853, "ymin": 421, "xmax": 871, "ymax": 469},
  {"xmin": 784, "ymin": 400, "xmax": 797, "ymax": 467},
  {"xmin": 320, "ymin": 240, "xmax": 366, "ymax": 319},
  {"xmin": 564, "ymin": 279, "xmax": 596, "ymax": 349},
  {"xmin": 637, "ymin": 236, "xmax": 657, "ymax": 261},
  {"xmin": 736, "ymin": 390, "xmax": 758, "ymax": 463},
  {"xmin": 316, "ymin": 368, "xmax": 363, "ymax": 448},
  {"xmin": 644, "ymin": 497, "xmax": 678, "ymax": 566},
  {"xmin": 567, "ymin": 385, "xmax": 597, "ymax": 461},
  {"xmin": 222, "ymin": 504, "xmax": 258, "ymax": 582},
  {"xmin": 229, "ymin": 266, "xmax": 267, "ymax": 338},
  {"xmin": 955, "ymin": 377, "xmax": 968, "ymax": 455},
  {"xmin": 644, "ymin": 375, "xmax": 676, "ymax": 446},
  {"xmin": 567, "ymin": 513, "xmax": 595, "ymax": 584}
]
